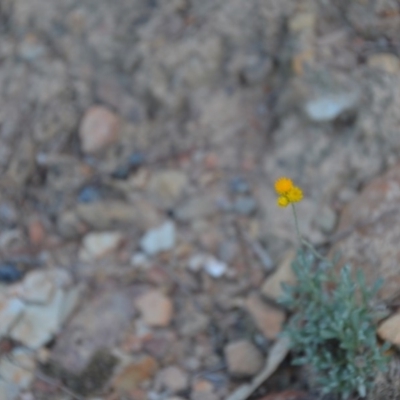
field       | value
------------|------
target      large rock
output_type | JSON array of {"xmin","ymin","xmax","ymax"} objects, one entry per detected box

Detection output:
[
  {"xmin": 8, "ymin": 269, "xmax": 81, "ymax": 349},
  {"xmin": 51, "ymin": 287, "xmax": 137, "ymax": 371},
  {"xmin": 10, "ymin": 289, "xmax": 66, "ymax": 349},
  {"xmin": 332, "ymin": 164, "xmax": 400, "ymax": 301}
]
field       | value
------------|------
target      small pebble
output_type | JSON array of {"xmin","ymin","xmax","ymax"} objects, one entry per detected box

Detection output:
[
  {"xmin": 111, "ymin": 165, "xmax": 131, "ymax": 180},
  {"xmin": 112, "ymin": 152, "xmax": 146, "ymax": 180},
  {"xmin": 0, "ymin": 264, "xmax": 23, "ymax": 283},
  {"xmin": 204, "ymin": 257, "xmax": 227, "ymax": 278},
  {"xmin": 128, "ymin": 152, "xmax": 146, "ymax": 168},
  {"xmin": 131, "ymin": 252, "xmax": 149, "ymax": 267},
  {"xmin": 78, "ymin": 186, "xmax": 102, "ymax": 203},
  {"xmin": 229, "ymin": 177, "xmax": 250, "ymax": 194}
]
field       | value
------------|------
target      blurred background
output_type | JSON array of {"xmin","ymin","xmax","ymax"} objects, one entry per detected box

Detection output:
[{"xmin": 0, "ymin": 0, "xmax": 399, "ymax": 399}]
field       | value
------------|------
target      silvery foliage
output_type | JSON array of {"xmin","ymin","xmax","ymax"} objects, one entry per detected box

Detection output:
[{"xmin": 279, "ymin": 249, "xmax": 389, "ymax": 399}]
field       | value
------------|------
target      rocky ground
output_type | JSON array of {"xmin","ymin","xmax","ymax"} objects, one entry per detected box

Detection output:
[{"xmin": 0, "ymin": 0, "xmax": 400, "ymax": 399}]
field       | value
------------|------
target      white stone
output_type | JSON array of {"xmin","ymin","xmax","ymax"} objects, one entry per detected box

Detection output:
[
  {"xmin": 79, "ymin": 231, "xmax": 123, "ymax": 261},
  {"xmin": 305, "ymin": 92, "xmax": 358, "ymax": 122},
  {"xmin": 203, "ymin": 256, "xmax": 227, "ymax": 278},
  {"xmin": 0, "ymin": 297, "xmax": 25, "ymax": 337},
  {"xmin": 140, "ymin": 221, "xmax": 176, "ymax": 256}
]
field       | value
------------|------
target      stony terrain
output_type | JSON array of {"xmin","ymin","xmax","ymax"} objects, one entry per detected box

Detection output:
[{"xmin": 0, "ymin": 0, "xmax": 400, "ymax": 399}]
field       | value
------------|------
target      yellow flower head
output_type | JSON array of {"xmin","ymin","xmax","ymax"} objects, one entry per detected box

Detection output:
[
  {"xmin": 274, "ymin": 177, "xmax": 303, "ymax": 207},
  {"xmin": 277, "ymin": 196, "xmax": 289, "ymax": 207},
  {"xmin": 274, "ymin": 177, "xmax": 293, "ymax": 195},
  {"xmin": 287, "ymin": 186, "xmax": 303, "ymax": 203}
]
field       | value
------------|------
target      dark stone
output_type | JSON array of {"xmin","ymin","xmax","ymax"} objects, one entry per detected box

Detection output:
[
  {"xmin": 111, "ymin": 152, "xmax": 146, "ymax": 180},
  {"xmin": 78, "ymin": 186, "xmax": 102, "ymax": 203},
  {"xmin": 0, "ymin": 264, "xmax": 23, "ymax": 283}
]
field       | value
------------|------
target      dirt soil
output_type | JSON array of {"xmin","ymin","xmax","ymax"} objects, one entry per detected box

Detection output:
[{"xmin": 0, "ymin": 0, "xmax": 400, "ymax": 399}]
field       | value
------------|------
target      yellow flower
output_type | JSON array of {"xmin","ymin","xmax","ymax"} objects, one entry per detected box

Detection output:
[
  {"xmin": 274, "ymin": 177, "xmax": 293, "ymax": 195},
  {"xmin": 274, "ymin": 177, "xmax": 303, "ymax": 207},
  {"xmin": 277, "ymin": 196, "xmax": 290, "ymax": 207},
  {"xmin": 286, "ymin": 186, "xmax": 303, "ymax": 203}
]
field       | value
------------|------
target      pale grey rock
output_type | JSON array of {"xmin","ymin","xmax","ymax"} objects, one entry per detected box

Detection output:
[
  {"xmin": 79, "ymin": 231, "xmax": 123, "ymax": 261},
  {"xmin": 140, "ymin": 221, "xmax": 176, "ymax": 256},
  {"xmin": 305, "ymin": 92, "xmax": 359, "ymax": 122}
]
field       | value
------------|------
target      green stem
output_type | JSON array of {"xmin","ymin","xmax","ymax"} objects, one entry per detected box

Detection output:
[
  {"xmin": 291, "ymin": 203, "xmax": 302, "ymax": 245},
  {"xmin": 302, "ymin": 239, "xmax": 326, "ymax": 262}
]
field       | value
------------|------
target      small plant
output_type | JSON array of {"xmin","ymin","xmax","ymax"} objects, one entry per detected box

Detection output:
[{"xmin": 274, "ymin": 177, "xmax": 389, "ymax": 399}]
